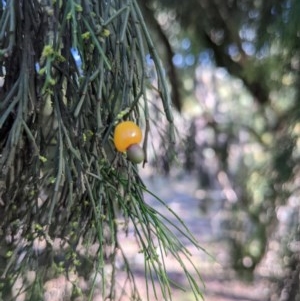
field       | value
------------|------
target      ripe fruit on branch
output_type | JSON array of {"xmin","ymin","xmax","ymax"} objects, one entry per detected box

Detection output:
[{"xmin": 113, "ymin": 121, "xmax": 144, "ymax": 163}]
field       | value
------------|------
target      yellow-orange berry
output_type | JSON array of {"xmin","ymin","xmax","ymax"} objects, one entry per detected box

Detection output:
[{"xmin": 113, "ymin": 121, "xmax": 142, "ymax": 152}]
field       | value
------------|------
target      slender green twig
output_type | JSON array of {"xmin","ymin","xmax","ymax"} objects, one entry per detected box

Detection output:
[
  {"xmin": 120, "ymin": 2, "xmax": 131, "ymax": 42},
  {"xmin": 82, "ymin": 16, "xmax": 111, "ymax": 70},
  {"xmin": 0, "ymin": 0, "xmax": 15, "ymax": 56},
  {"xmin": 22, "ymin": 120, "xmax": 40, "ymax": 155},
  {"xmin": 103, "ymin": 5, "xmax": 129, "ymax": 27},
  {"xmin": 0, "ymin": 96, "xmax": 19, "ymax": 128}
]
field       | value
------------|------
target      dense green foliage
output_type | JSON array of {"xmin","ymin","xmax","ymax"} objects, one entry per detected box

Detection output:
[{"xmin": 0, "ymin": 1, "xmax": 204, "ymax": 300}]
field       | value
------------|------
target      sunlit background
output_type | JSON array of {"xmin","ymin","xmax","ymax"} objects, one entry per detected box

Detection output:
[{"xmin": 136, "ymin": 1, "xmax": 300, "ymax": 300}]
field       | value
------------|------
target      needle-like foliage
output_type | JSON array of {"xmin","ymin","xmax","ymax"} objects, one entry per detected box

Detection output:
[{"xmin": 0, "ymin": 1, "xmax": 203, "ymax": 300}]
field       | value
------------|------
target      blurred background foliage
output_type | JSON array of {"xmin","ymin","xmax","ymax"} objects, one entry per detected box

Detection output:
[{"xmin": 139, "ymin": 0, "xmax": 300, "ymax": 299}]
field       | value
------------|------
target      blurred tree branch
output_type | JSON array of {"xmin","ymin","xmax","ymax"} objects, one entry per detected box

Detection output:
[{"xmin": 138, "ymin": 0, "xmax": 182, "ymax": 111}]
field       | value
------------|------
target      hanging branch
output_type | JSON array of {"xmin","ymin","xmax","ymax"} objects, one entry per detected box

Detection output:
[{"xmin": 0, "ymin": 1, "xmax": 204, "ymax": 300}]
